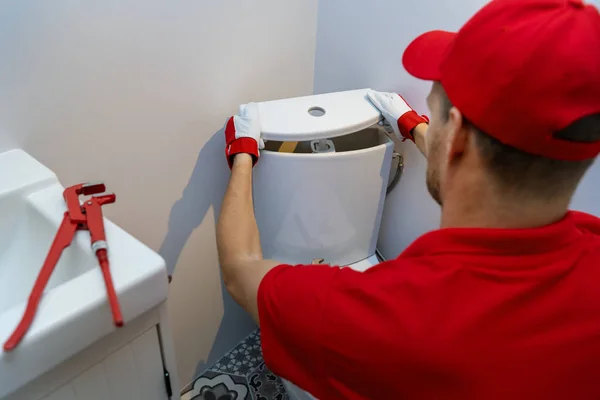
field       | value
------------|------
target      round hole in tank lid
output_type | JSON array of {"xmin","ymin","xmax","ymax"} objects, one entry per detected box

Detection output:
[{"xmin": 308, "ymin": 106, "xmax": 326, "ymax": 117}]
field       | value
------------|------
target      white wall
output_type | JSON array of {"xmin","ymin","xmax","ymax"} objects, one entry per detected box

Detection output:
[
  {"xmin": 314, "ymin": 0, "xmax": 600, "ymax": 259},
  {"xmin": 0, "ymin": 0, "xmax": 318, "ymax": 388}
]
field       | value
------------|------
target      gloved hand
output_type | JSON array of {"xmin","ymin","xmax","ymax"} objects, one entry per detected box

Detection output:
[
  {"xmin": 224, "ymin": 103, "xmax": 265, "ymax": 169},
  {"xmin": 367, "ymin": 90, "xmax": 429, "ymax": 142}
]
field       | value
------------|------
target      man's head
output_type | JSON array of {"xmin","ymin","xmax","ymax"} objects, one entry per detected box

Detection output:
[
  {"xmin": 403, "ymin": 0, "xmax": 600, "ymax": 217},
  {"xmin": 424, "ymin": 82, "xmax": 600, "ymax": 207}
]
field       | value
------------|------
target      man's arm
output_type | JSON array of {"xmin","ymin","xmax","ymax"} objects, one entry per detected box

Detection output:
[
  {"xmin": 216, "ymin": 107, "xmax": 280, "ymax": 324},
  {"xmin": 411, "ymin": 122, "xmax": 428, "ymax": 158}
]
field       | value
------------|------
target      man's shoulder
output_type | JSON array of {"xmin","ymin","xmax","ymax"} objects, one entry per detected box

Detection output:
[
  {"xmin": 571, "ymin": 210, "xmax": 600, "ymax": 236},
  {"xmin": 357, "ymin": 257, "xmax": 436, "ymax": 285}
]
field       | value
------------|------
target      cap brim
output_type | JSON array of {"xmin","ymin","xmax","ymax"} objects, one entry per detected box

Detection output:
[{"xmin": 402, "ymin": 30, "xmax": 456, "ymax": 81}]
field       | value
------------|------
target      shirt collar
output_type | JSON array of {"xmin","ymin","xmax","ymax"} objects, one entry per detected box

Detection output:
[{"xmin": 400, "ymin": 211, "xmax": 582, "ymax": 258}]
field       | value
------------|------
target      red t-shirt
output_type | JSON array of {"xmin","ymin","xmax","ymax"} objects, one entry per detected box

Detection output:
[{"xmin": 257, "ymin": 211, "xmax": 600, "ymax": 399}]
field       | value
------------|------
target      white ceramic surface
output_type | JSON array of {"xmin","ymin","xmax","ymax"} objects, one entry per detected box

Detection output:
[
  {"xmin": 249, "ymin": 89, "xmax": 382, "ymax": 142},
  {"xmin": 0, "ymin": 149, "xmax": 168, "ymax": 398},
  {"xmin": 254, "ymin": 127, "xmax": 393, "ymax": 267}
]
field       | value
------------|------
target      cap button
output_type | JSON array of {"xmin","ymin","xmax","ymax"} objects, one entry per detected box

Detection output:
[{"xmin": 567, "ymin": 0, "xmax": 585, "ymax": 8}]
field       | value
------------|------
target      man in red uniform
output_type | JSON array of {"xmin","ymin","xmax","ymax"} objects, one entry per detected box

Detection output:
[{"xmin": 216, "ymin": 0, "xmax": 600, "ymax": 398}]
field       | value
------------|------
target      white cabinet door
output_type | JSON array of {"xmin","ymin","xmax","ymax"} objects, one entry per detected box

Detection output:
[{"xmin": 41, "ymin": 327, "xmax": 169, "ymax": 400}]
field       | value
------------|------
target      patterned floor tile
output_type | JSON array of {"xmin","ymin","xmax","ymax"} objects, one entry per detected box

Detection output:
[
  {"xmin": 211, "ymin": 330, "xmax": 263, "ymax": 376},
  {"xmin": 183, "ymin": 329, "xmax": 290, "ymax": 400},
  {"xmin": 248, "ymin": 362, "xmax": 289, "ymax": 400},
  {"xmin": 181, "ymin": 370, "xmax": 252, "ymax": 400}
]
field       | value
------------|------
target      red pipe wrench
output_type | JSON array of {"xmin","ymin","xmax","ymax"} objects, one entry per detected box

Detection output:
[{"xmin": 3, "ymin": 183, "xmax": 123, "ymax": 352}]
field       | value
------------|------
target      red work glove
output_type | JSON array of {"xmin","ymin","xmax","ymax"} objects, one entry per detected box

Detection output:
[
  {"xmin": 366, "ymin": 90, "xmax": 429, "ymax": 142},
  {"xmin": 224, "ymin": 103, "xmax": 265, "ymax": 169}
]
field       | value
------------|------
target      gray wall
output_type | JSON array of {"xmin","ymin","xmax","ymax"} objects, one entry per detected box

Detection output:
[{"xmin": 314, "ymin": 0, "xmax": 600, "ymax": 259}]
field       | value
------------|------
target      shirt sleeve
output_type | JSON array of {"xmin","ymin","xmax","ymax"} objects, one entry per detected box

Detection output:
[{"xmin": 257, "ymin": 263, "xmax": 342, "ymax": 398}]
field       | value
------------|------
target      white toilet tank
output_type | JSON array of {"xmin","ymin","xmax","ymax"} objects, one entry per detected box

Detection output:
[{"xmin": 249, "ymin": 89, "xmax": 394, "ymax": 267}]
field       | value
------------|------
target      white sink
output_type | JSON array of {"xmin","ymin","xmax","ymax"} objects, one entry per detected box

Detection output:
[{"xmin": 0, "ymin": 149, "xmax": 168, "ymax": 398}]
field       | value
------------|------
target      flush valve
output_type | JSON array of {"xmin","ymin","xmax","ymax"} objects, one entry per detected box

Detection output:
[{"xmin": 310, "ymin": 139, "xmax": 335, "ymax": 153}]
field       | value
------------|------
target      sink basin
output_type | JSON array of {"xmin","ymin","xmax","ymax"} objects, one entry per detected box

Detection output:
[{"xmin": 0, "ymin": 149, "xmax": 168, "ymax": 398}]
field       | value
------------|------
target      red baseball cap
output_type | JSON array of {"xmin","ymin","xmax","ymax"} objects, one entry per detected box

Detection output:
[{"xmin": 402, "ymin": 0, "xmax": 600, "ymax": 161}]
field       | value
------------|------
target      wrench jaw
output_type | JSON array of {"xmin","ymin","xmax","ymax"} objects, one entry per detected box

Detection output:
[
  {"xmin": 92, "ymin": 192, "xmax": 116, "ymax": 206},
  {"xmin": 81, "ymin": 182, "xmax": 106, "ymax": 196},
  {"xmin": 63, "ymin": 182, "xmax": 107, "ymax": 222}
]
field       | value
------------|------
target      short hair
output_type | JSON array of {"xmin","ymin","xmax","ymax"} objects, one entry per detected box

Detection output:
[{"xmin": 439, "ymin": 90, "xmax": 600, "ymax": 200}]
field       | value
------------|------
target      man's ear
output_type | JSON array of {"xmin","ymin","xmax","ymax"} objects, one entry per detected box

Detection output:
[{"xmin": 445, "ymin": 107, "xmax": 469, "ymax": 163}]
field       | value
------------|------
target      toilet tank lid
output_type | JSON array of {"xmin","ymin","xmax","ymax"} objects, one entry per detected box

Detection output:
[{"xmin": 241, "ymin": 88, "xmax": 382, "ymax": 142}]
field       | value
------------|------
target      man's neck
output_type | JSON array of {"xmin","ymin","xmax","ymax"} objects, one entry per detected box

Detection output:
[{"xmin": 440, "ymin": 191, "xmax": 570, "ymax": 230}]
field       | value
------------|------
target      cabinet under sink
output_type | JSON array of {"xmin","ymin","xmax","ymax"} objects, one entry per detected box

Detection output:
[{"xmin": 0, "ymin": 149, "xmax": 179, "ymax": 399}]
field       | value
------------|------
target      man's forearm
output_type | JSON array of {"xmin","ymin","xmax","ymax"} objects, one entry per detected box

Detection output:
[
  {"xmin": 216, "ymin": 153, "xmax": 263, "ymax": 282},
  {"xmin": 412, "ymin": 123, "xmax": 428, "ymax": 158}
]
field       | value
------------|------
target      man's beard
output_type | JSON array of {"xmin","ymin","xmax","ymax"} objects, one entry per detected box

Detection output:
[
  {"xmin": 426, "ymin": 165, "xmax": 442, "ymax": 206},
  {"xmin": 425, "ymin": 133, "xmax": 443, "ymax": 206}
]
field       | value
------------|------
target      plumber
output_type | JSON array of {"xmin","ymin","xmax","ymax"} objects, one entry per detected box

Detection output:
[{"xmin": 216, "ymin": 0, "xmax": 600, "ymax": 398}]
